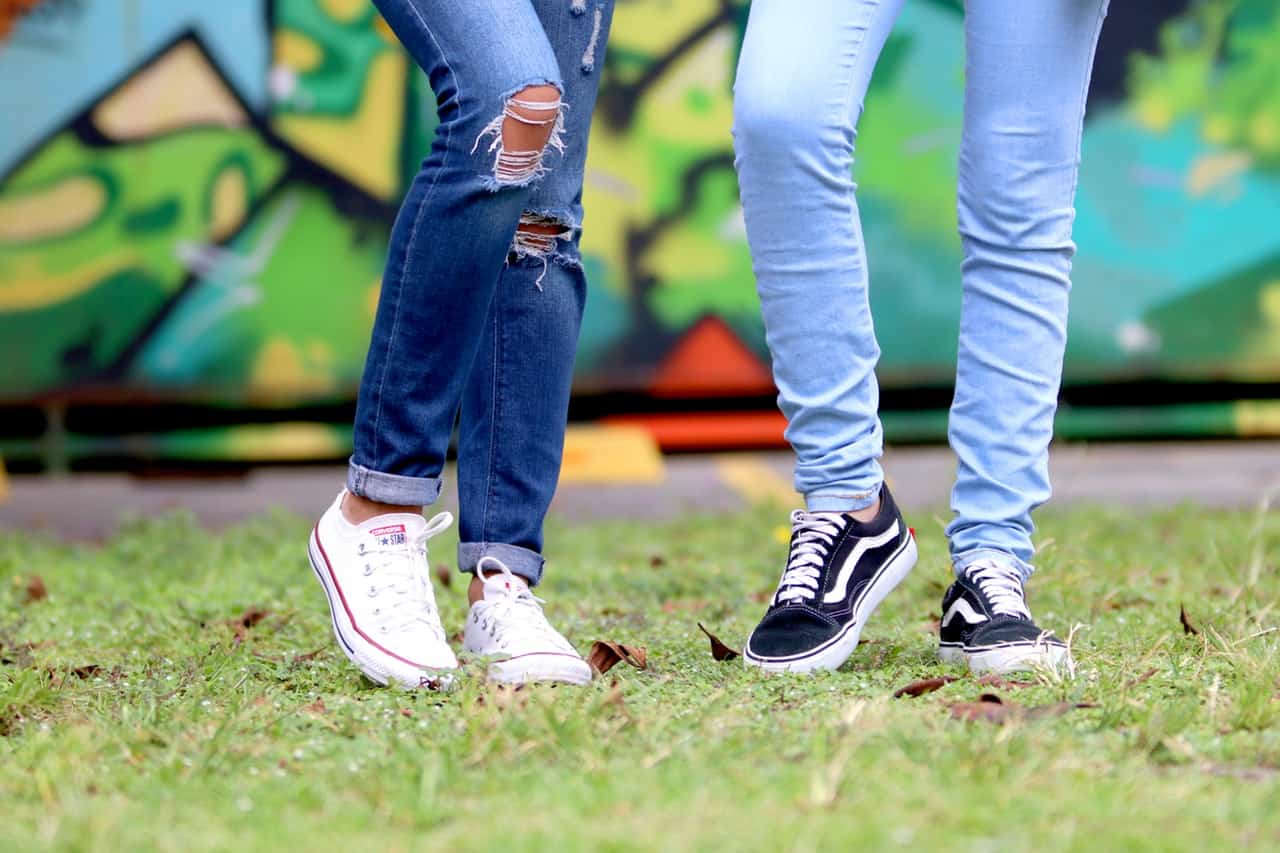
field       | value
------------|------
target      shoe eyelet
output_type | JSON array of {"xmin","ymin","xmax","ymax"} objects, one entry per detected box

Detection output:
[
  {"xmin": 363, "ymin": 564, "xmax": 374, "ymax": 576},
  {"xmin": 357, "ymin": 544, "xmax": 366, "ymax": 555},
  {"xmin": 379, "ymin": 625, "xmax": 389, "ymax": 634},
  {"xmin": 368, "ymin": 586, "xmax": 378, "ymax": 598}
]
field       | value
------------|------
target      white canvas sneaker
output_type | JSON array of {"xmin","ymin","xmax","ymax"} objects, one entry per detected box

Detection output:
[
  {"xmin": 463, "ymin": 557, "xmax": 592, "ymax": 686},
  {"xmin": 308, "ymin": 491, "xmax": 458, "ymax": 688}
]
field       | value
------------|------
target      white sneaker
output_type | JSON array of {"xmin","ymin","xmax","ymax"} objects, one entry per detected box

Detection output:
[
  {"xmin": 308, "ymin": 491, "xmax": 458, "ymax": 688},
  {"xmin": 463, "ymin": 557, "xmax": 592, "ymax": 686}
]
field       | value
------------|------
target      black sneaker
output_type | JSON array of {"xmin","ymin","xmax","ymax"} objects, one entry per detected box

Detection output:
[
  {"xmin": 938, "ymin": 559, "xmax": 1071, "ymax": 674},
  {"xmin": 744, "ymin": 485, "xmax": 917, "ymax": 673}
]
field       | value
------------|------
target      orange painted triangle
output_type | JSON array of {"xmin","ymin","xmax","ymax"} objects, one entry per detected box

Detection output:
[{"xmin": 650, "ymin": 316, "xmax": 775, "ymax": 398}]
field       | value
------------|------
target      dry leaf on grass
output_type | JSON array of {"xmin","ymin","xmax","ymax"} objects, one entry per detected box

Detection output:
[
  {"xmin": 893, "ymin": 676, "xmax": 958, "ymax": 698},
  {"xmin": 302, "ymin": 698, "xmax": 327, "ymax": 715},
  {"xmin": 1180, "ymin": 604, "xmax": 1200, "ymax": 636},
  {"xmin": 751, "ymin": 589, "xmax": 773, "ymax": 604},
  {"xmin": 22, "ymin": 575, "xmax": 48, "ymax": 605},
  {"xmin": 649, "ymin": 554, "xmax": 667, "ymax": 568},
  {"xmin": 661, "ymin": 600, "xmax": 708, "ymax": 614},
  {"xmin": 434, "ymin": 564, "xmax": 452, "ymax": 588},
  {"xmin": 587, "ymin": 640, "xmax": 647, "ymax": 675},
  {"xmin": 1125, "ymin": 667, "xmax": 1159, "ymax": 688},
  {"xmin": 949, "ymin": 693, "xmax": 1015, "ymax": 722},
  {"xmin": 949, "ymin": 693, "xmax": 1098, "ymax": 724},
  {"xmin": 697, "ymin": 623, "xmax": 740, "ymax": 661}
]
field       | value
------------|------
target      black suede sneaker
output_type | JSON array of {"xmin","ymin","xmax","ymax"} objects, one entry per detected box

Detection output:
[
  {"xmin": 744, "ymin": 485, "xmax": 917, "ymax": 673},
  {"xmin": 938, "ymin": 559, "xmax": 1071, "ymax": 675}
]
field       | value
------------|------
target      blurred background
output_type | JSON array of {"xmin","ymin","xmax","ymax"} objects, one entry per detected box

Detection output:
[{"xmin": 0, "ymin": 0, "xmax": 1278, "ymax": 485}]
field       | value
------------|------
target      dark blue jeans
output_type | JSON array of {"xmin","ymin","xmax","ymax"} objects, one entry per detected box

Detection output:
[{"xmin": 348, "ymin": 0, "xmax": 615, "ymax": 585}]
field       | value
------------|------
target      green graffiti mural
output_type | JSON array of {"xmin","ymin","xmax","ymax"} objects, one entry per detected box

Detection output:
[{"xmin": 1, "ymin": 0, "xmax": 1279, "ymax": 466}]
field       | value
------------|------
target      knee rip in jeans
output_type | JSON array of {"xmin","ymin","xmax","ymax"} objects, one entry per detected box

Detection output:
[
  {"xmin": 472, "ymin": 85, "xmax": 566, "ymax": 188},
  {"xmin": 511, "ymin": 212, "xmax": 576, "ymax": 290}
]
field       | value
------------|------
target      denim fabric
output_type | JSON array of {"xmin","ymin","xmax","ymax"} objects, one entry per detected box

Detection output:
[
  {"xmin": 733, "ymin": 0, "xmax": 1109, "ymax": 580},
  {"xmin": 349, "ymin": 0, "xmax": 615, "ymax": 585}
]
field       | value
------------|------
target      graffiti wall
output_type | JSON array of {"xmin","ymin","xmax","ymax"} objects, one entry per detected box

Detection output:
[{"xmin": 1, "ymin": 0, "xmax": 1279, "ymax": 462}]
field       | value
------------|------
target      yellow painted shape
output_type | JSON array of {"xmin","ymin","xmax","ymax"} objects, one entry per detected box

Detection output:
[
  {"xmin": 249, "ymin": 337, "xmax": 337, "ymax": 396},
  {"xmin": 1201, "ymin": 114, "xmax": 1235, "ymax": 146},
  {"xmin": 1236, "ymin": 402, "xmax": 1280, "ymax": 437},
  {"xmin": 274, "ymin": 50, "xmax": 406, "ymax": 201},
  {"xmin": 374, "ymin": 14, "xmax": 398, "ymax": 46},
  {"xmin": 1249, "ymin": 112, "xmax": 1280, "ymax": 156},
  {"xmin": 0, "ymin": 254, "xmax": 133, "ymax": 312},
  {"xmin": 1186, "ymin": 150, "xmax": 1253, "ymax": 197},
  {"xmin": 210, "ymin": 165, "xmax": 249, "ymax": 241},
  {"xmin": 226, "ymin": 423, "xmax": 345, "ymax": 461},
  {"xmin": 1133, "ymin": 95, "xmax": 1174, "ymax": 133},
  {"xmin": 0, "ymin": 457, "xmax": 8, "ymax": 505},
  {"xmin": 611, "ymin": 0, "xmax": 723, "ymax": 54},
  {"xmin": 321, "ymin": 0, "xmax": 366, "ymax": 22},
  {"xmin": 560, "ymin": 425, "xmax": 666, "ymax": 484},
  {"xmin": 646, "ymin": 225, "xmax": 737, "ymax": 283},
  {"xmin": 1261, "ymin": 281, "xmax": 1280, "ymax": 327},
  {"xmin": 94, "ymin": 41, "xmax": 247, "ymax": 140},
  {"xmin": 715, "ymin": 454, "xmax": 801, "ymax": 508},
  {"xmin": 0, "ymin": 175, "xmax": 106, "ymax": 243},
  {"xmin": 274, "ymin": 30, "xmax": 324, "ymax": 73},
  {"xmin": 365, "ymin": 279, "xmax": 381, "ymax": 317}
]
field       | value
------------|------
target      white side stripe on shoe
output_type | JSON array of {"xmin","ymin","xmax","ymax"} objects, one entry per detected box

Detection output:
[
  {"xmin": 822, "ymin": 521, "xmax": 901, "ymax": 604},
  {"xmin": 942, "ymin": 597, "xmax": 988, "ymax": 629}
]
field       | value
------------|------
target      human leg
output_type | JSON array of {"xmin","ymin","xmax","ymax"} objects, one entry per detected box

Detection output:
[
  {"xmin": 940, "ymin": 0, "xmax": 1109, "ymax": 674},
  {"xmin": 732, "ymin": 0, "xmax": 918, "ymax": 673}
]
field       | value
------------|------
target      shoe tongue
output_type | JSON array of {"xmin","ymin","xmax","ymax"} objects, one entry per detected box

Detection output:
[{"xmin": 359, "ymin": 513, "xmax": 426, "ymax": 548}]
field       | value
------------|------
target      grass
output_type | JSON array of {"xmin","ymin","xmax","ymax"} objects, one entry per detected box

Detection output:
[{"xmin": 3, "ymin": 497, "xmax": 1280, "ymax": 851}]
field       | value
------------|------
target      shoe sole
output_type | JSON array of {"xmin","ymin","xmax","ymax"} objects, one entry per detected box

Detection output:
[
  {"xmin": 938, "ymin": 640, "xmax": 1072, "ymax": 676},
  {"xmin": 744, "ymin": 533, "xmax": 919, "ymax": 674},
  {"xmin": 479, "ymin": 652, "xmax": 593, "ymax": 686},
  {"xmin": 307, "ymin": 529, "xmax": 456, "ymax": 690}
]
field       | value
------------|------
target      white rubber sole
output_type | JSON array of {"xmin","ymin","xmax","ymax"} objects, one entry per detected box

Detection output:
[
  {"xmin": 480, "ymin": 652, "xmax": 593, "ymax": 686},
  {"xmin": 744, "ymin": 534, "xmax": 919, "ymax": 674},
  {"xmin": 307, "ymin": 530, "xmax": 456, "ymax": 690},
  {"xmin": 939, "ymin": 640, "xmax": 1072, "ymax": 676}
]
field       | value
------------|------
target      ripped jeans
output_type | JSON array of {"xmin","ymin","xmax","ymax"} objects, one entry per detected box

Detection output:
[{"xmin": 348, "ymin": 0, "xmax": 615, "ymax": 586}]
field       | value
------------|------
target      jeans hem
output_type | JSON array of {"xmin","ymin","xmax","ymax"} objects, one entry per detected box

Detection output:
[
  {"xmin": 805, "ymin": 487, "xmax": 881, "ymax": 512},
  {"xmin": 953, "ymin": 548, "xmax": 1035, "ymax": 583},
  {"xmin": 458, "ymin": 542, "xmax": 545, "ymax": 586},
  {"xmin": 346, "ymin": 459, "xmax": 443, "ymax": 506}
]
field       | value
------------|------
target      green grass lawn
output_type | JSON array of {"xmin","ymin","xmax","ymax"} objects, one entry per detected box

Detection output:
[{"xmin": 3, "ymin": 499, "xmax": 1280, "ymax": 851}]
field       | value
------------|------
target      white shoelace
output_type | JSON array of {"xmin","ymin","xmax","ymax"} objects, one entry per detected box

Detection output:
[
  {"xmin": 361, "ymin": 512, "xmax": 452, "ymax": 639},
  {"xmin": 964, "ymin": 559, "xmax": 1031, "ymax": 619},
  {"xmin": 774, "ymin": 511, "xmax": 844, "ymax": 604},
  {"xmin": 474, "ymin": 556, "xmax": 573, "ymax": 653}
]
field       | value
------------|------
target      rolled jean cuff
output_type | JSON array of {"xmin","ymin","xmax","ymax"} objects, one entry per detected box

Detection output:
[
  {"xmin": 458, "ymin": 542, "xmax": 546, "ymax": 587},
  {"xmin": 953, "ymin": 548, "xmax": 1035, "ymax": 584},
  {"xmin": 346, "ymin": 459, "xmax": 442, "ymax": 506},
  {"xmin": 805, "ymin": 485, "xmax": 882, "ymax": 513}
]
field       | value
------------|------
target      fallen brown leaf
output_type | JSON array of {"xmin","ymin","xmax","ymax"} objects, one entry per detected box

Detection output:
[
  {"xmin": 949, "ymin": 693, "xmax": 1098, "ymax": 724},
  {"xmin": 649, "ymin": 554, "xmax": 667, "ymax": 568},
  {"xmin": 587, "ymin": 640, "xmax": 647, "ymax": 676},
  {"xmin": 697, "ymin": 623, "xmax": 740, "ymax": 661},
  {"xmin": 893, "ymin": 676, "xmax": 958, "ymax": 698},
  {"xmin": 22, "ymin": 575, "xmax": 48, "ymax": 605},
  {"xmin": 293, "ymin": 647, "xmax": 326, "ymax": 663},
  {"xmin": 399, "ymin": 708, "xmax": 414, "ymax": 718},
  {"xmin": 1180, "ymin": 604, "xmax": 1200, "ymax": 636},
  {"xmin": 238, "ymin": 608, "xmax": 269, "ymax": 630},
  {"xmin": 69, "ymin": 664, "xmax": 101, "ymax": 679},
  {"xmin": 1125, "ymin": 667, "xmax": 1159, "ymax": 688},
  {"xmin": 949, "ymin": 693, "xmax": 1015, "ymax": 722},
  {"xmin": 751, "ymin": 589, "xmax": 773, "ymax": 604},
  {"xmin": 434, "ymin": 563, "xmax": 452, "ymax": 588},
  {"xmin": 302, "ymin": 698, "xmax": 327, "ymax": 714}
]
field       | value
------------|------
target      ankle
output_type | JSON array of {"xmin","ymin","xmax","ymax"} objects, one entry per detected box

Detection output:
[
  {"xmin": 467, "ymin": 572, "xmax": 530, "ymax": 606},
  {"xmin": 341, "ymin": 491, "xmax": 420, "ymax": 525},
  {"xmin": 847, "ymin": 497, "xmax": 881, "ymax": 524}
]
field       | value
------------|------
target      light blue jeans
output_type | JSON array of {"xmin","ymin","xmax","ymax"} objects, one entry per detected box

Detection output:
[{"xmin": 733, "ymin": 0, "xmax": 1109, "ymax": 579}]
